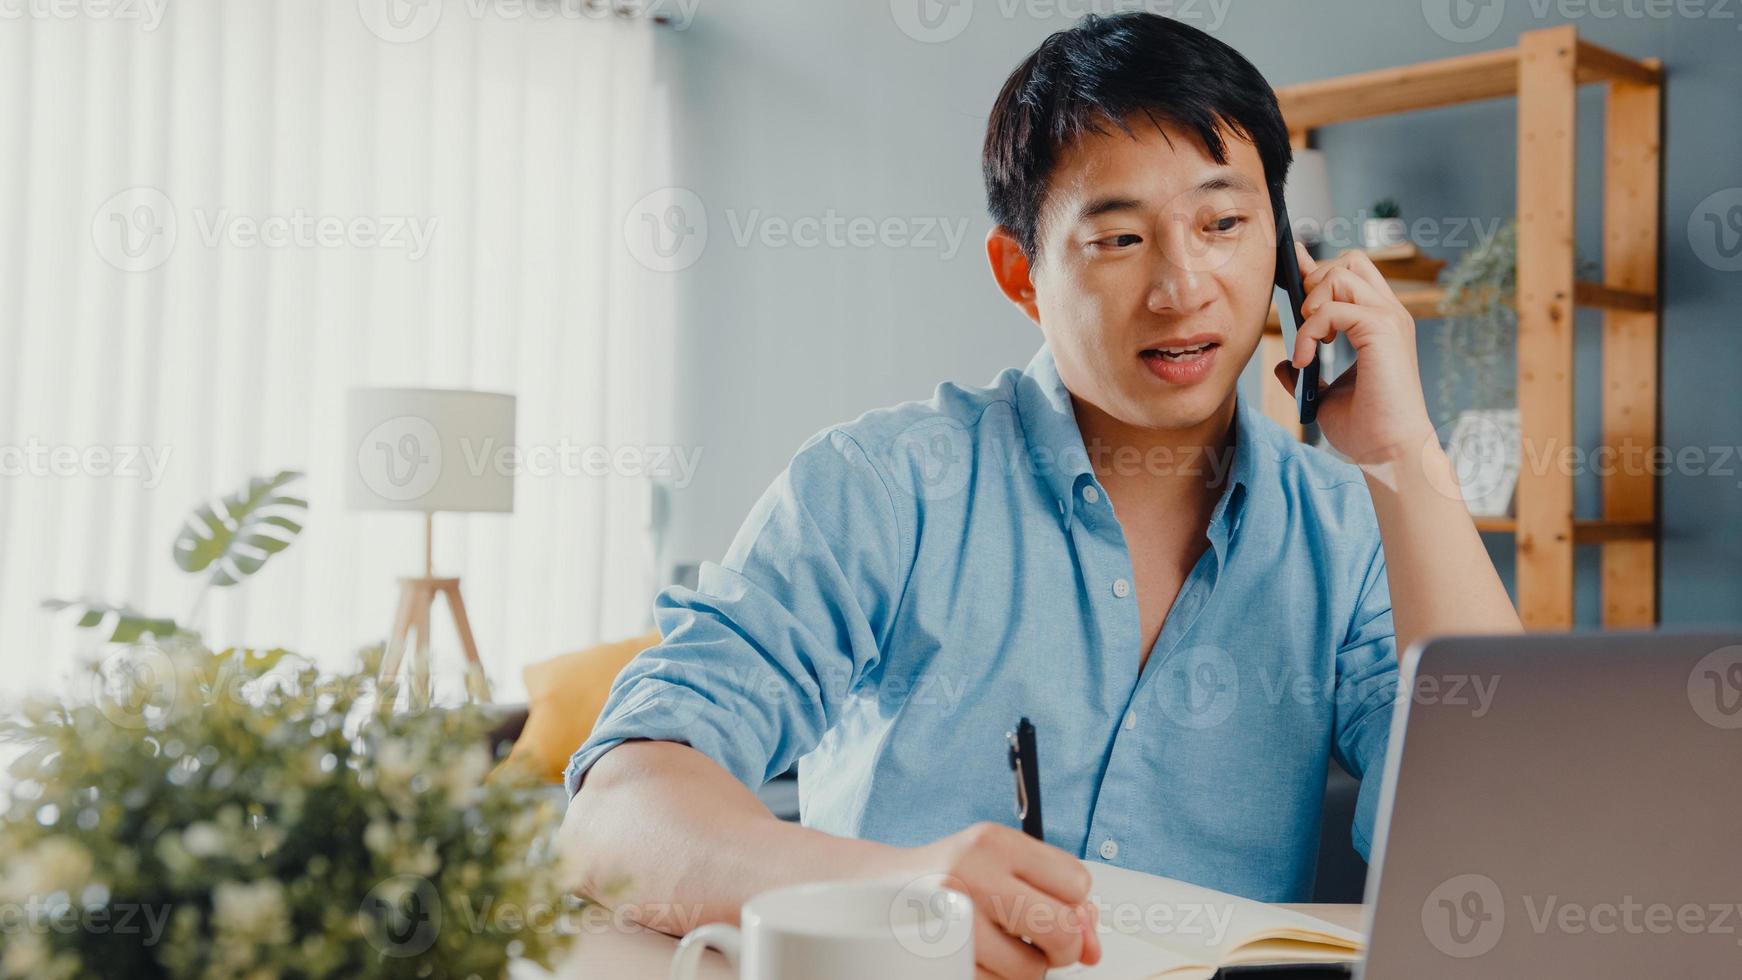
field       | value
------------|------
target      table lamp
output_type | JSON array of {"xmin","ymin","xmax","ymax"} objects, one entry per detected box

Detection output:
[
  {"xmin": 1285, "ymin": 147, "xmax": 1335, "ymax": 252},
  {"xmin": 346, "ymin": 387, "xmax": 516, "ymax": 705}
]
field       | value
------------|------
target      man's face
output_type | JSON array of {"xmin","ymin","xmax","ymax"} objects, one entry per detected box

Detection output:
[{"xmin": 1027, "ymin": 116, "xmax": 1277, "ymax": 432}]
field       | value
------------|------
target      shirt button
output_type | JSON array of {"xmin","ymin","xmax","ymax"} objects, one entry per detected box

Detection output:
[
  {"xmin": 1124, "ymin": 710, "xmax": 1136, "ymax": 731},
  {"xmin": 1099, "ymin": 839, "xmax": 1120, "ymax": 861},
  {"xmin": 1112, "ymin": 578, "xmax": 1131, "ymax": 598},
  {"xmin": 1082, "ymin": 484, "xmax": 1100, "ymax": 505}
]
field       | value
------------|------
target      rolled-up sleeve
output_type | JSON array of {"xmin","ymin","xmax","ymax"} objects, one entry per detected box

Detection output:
[
  {"xmin": 564, "ymin": 427, "xmax": 912, "ymax": 797},
  {"xmin": 1331, "ymin": 533, "xmax": 1399, "ymax": 860}
]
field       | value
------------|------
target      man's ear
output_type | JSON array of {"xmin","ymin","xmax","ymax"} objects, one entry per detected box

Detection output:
[{"xmin": 986, "ymin": 226, "xmax": 1041, "ymax": 324}]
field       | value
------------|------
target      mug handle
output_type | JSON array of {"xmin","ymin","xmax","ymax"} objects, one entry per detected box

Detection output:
[{"xmin": 670, "ymin": 923, "xmax": 742, "ymax": 980}]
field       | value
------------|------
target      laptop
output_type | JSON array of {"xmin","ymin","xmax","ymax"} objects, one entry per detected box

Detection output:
[{"xmin": 1357, "ymin": 630, "xmax": 1742, "ymax": 978}]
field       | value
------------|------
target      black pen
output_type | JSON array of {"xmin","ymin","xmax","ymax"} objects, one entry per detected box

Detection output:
[{"xmin": 1007, "ymin": 717, "xmax": 1045, "ymax": 841}]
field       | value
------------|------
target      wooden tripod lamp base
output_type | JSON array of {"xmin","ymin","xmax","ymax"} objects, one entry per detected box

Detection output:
[
  {"xmin": 348, "ymin": 387, "xmax": 516, "ymax": 706},
  {"xmin": 379, "ymin": 576, "xmax": 493, "ymax": 705}
]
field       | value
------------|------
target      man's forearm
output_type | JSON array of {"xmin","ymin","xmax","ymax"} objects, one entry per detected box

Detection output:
[
  {"xmin": 560, "ymin": 741, "xmax": 900, "ymax": 935},
  {"xmin": 1361, "ymin": 443, "xmax": 1524, "ymax": 655}
]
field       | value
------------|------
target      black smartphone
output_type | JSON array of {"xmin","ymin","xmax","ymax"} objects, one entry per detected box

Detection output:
[{"xmin": 1273, "ymin": 201, "xmax": 1319, "ymax": 426}]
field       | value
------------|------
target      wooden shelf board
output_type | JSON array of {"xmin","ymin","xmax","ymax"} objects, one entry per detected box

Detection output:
[
  {"xmin": 1472, "ymin": 516, "xmax": 1656, "ymax": 544},
  {"xmin": 1263, "ymin": 279, "xmax": 1653, "ymax": 333},
  {"xmin": 1576, "ymin": 39, "xmax": 1664, "ymax": 87},
  {"xmin": 1276, "ymin": 37, "xmax": 1661, "ymax": 131},
  {"xmin": 1277, "ymin": 46, "xmax": 1522, "ymax": 130}
]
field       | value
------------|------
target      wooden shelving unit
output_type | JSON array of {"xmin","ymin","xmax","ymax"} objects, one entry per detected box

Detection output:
[{"xmin": 1262, "ymin": 26, "xmax": 1664, "ymax": 629}]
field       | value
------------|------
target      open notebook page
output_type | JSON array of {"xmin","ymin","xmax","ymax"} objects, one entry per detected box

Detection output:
[{"xmin": 1048, "ymin": 862, "xmax": 1365, "ymax": 980}]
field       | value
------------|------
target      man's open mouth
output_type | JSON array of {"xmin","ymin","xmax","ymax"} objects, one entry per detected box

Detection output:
[{"xmin": 1140, "ymin": 341, "xmax": 1218, "ymax": 364}]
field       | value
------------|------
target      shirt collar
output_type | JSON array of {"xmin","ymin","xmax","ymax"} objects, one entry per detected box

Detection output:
[{"xmin": 1012, "ymin": 342, "xmax": 1266, "ymax": 541}]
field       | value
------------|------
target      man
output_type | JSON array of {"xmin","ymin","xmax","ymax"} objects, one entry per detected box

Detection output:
[{"xmin": 561, "ymin": 12, "xmax": 1520, "ymax": 979}]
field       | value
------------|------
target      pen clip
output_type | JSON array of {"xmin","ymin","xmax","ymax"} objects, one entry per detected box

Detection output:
[{"xmin": 1007, "ymin": 730, "xmax": 1029, "ymax": 822}]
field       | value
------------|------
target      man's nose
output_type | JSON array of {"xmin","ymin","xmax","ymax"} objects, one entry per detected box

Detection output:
[
  {"xmin": 1145, "ymin": 223, "xmax": 1224, "ymax": 315},
  {"xmin": 1144, "ymin": 260, "xmax": 1218, "ymax": 317}
]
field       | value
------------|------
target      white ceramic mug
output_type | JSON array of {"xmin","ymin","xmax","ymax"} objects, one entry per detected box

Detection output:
[{"xmin": 669, "ymin": 877, "xmax": 975, "ymax": 980}]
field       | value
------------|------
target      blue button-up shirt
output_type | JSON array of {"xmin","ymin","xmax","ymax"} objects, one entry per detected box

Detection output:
[{"xmin": 567, "ymin": 343, "xmax": 1398, "ymax": 903}]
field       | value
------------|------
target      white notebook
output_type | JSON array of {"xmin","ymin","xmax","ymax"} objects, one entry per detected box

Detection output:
[{"xmin": 1048, "ymin": 863, "xmax": 1365, "ymax": 980}]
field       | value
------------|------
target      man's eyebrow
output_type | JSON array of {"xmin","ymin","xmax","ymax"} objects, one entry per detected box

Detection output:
[{"xmin": 1072, "ymin": 173, "xmax": 1263, "ymax": 223}]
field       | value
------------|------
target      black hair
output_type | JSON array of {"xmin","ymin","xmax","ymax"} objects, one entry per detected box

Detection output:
[{"xmin": 982, "ymin": 12, "xmax": 1293, "ymax": 257}]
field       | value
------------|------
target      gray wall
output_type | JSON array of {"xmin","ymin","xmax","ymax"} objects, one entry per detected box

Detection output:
[{"xmin": 655, "ymin": 0, "xmax": 1741, "ymax": 626}]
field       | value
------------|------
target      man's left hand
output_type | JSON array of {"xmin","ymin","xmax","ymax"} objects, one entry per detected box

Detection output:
[{"xmin": 1273, "ymin": 240, "xmax": 1439, "ymax": 467}]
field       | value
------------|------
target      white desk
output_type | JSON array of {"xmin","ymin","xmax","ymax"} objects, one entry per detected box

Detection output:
[{"xmin": 545, "ymin": 904, "xmax": 1367, "ymax": 979}]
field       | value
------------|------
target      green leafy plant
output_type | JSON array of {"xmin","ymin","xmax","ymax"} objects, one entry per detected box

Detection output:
[
  {"xmin": 1371, "ymin": 197, "xmax": 1402, "ymax": 220},
  {"xmin": 1434, "ymin": 220, "xmax": 1601, "ymax": 422},
  {"xmin": 43, "ymin": 470, "xmax": 306, "ymax": 643},
  {"xmin": 0, "ymin": 641, "xmax": 575, "ymax": 979},
  {"xmin": 1436, "ymin": 220, "xmax": 1519, "ymax": 418}
]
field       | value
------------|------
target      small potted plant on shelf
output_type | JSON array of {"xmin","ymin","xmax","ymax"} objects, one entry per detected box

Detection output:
[{"xmin": 1362, "ymin": 197, "xmax": 1407, "ymax": 249}]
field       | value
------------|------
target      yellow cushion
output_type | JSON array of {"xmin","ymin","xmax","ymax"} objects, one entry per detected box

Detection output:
[{"xmin": 495, "ymin": 628, "xmax": 663, "ymax": 784}]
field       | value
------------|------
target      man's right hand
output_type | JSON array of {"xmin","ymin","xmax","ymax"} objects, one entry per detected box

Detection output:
[
  {"xmin": 891, "ymin": 822, "xmax": 1104, "ymax": 980},
  {"xmin": 567, "ymin": 744, "xmax": 1102, "ymax": 980}
]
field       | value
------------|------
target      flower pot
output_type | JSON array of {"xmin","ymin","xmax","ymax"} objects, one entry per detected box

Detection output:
[{"xmin": 1361, "ymin": 217, "xmax": 1407, "ymax": 249}]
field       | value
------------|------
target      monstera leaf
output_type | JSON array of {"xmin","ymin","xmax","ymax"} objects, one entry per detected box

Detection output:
[
  {"xmin": 173, "ymin": 469, "xmax": 307, "ymax": 587},
  {"xmin": 39, "ymin": 599, "xmax": 179, "ymax": 644}
]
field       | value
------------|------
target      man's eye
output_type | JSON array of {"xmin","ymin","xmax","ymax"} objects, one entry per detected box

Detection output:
[
  {"xmin": 1209, "ymin": 215, "xmax": 1245, "ymax": 234},
  {"xmin": 1095, "ymin": 233, "xmax": 1142, "ymax": 248}
]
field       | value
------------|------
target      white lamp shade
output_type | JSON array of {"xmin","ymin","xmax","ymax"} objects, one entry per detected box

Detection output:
[
  {"xmin": 1285, "ymin": 148, "xmax": 1335, "ymax": 245},
  {"xmin": 346, "ymin": 387, "xmax": 516, "ymax": 514}
]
